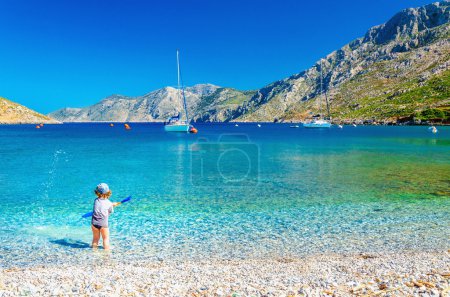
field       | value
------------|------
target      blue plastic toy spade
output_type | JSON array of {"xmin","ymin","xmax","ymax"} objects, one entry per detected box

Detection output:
[{"xmin": 81, "ymin": 196, "xmax": 132, "ymax": 218}]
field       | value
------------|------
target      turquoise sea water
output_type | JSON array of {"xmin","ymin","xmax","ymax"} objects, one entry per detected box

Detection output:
[{"xmin": 0, "ymin": 123, "xmax": 449, "ymax": 267}]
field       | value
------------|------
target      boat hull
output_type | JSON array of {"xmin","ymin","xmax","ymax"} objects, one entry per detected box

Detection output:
[
  {"xmin": 303, "ymin": 122, "xmax": 332, "ymax": 128},
  {"xmin": 164, "ymin": 124, "xmax": 191, "ymax": 132}
]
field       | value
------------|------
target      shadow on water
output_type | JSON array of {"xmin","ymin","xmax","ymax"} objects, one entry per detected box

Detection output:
[{"xmin": 50, "ymin": 239, "xmax": 90, "ymax": 249}]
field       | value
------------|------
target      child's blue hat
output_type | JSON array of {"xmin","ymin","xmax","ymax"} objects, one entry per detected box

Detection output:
[{"xmin": 95, "ymin": 183, "xmax": 110, "ymax": 194}]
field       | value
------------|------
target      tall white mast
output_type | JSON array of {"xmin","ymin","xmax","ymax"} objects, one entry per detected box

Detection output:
[
  {"xmin": 321, "ymin": 59, "xmax": 331, "ymax": 119},
  {"xmin": 319, "ymin": 59, "xmax": 323, "ymax": 118},
  {"xmin": 177, "ymin": 50, "xmax": 181, "ymax": 97},
  {"xmin": 176, "ymin": 50, "xmax": 189, "ymax": 122}
]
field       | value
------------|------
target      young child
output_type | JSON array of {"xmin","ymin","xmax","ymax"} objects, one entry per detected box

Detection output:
[{"xmin": 91, "ymin": 183, "xmax": 120, "ymax": 250}]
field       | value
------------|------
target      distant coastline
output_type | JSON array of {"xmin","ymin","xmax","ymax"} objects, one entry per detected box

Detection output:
[{"xmin": 2, "ymin": 120, "xmax": 447, "ymax": 126}]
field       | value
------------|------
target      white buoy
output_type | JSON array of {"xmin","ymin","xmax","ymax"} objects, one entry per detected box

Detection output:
[{"xmin": 430, "ymin": 126, "xmax": 438, "ymax": 134}]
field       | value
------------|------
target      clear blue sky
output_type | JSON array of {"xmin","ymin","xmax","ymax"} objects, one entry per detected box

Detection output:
[{"xmin": 0, "ymin": 0, "xmax": 434, "ymax": 113}]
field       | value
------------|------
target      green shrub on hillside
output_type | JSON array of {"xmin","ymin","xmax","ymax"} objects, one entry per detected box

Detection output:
[{"xmin": 415, "ymin": 108, "xmax": 450, "ymax": 120}]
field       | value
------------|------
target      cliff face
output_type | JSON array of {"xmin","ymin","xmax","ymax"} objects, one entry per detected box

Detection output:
[
  {"xmin": 191, "ymin": 88, "xmax": 257, "ymax": 122},
  {"xmin": 0, "ymin": 97, "xmax": 59, "ymax": 124},
  {"xmin": 50, "ymin": 2, "xmax": 450, "ymax": 123},
  {"xmin": 232, "ymin": 1, "xmax": 450, "ymax": 122},
  {"xmin": 49, "ymin": 84, "xmax": 255, "ymax": 122}
]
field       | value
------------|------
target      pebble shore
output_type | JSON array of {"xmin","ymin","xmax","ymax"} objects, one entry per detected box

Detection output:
[{"xmin": 0, "ymin": 251, "xmax": 449, "ymax": 296}]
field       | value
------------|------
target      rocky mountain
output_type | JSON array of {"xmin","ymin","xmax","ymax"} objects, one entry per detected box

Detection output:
[
  {"xmin": 0, "ymin": 97, "xmax": 59, "ymax": 124},
  {"xmin": 50, "ymin": 1, "xmax": 449, "ymax": 123},
  {"xmin": 49, "ymin": 84, "xmax": 255, "ymax": 122},
  {"xmin": 232, "ymin": 1, "xmax": 450, "ymax": 123}
]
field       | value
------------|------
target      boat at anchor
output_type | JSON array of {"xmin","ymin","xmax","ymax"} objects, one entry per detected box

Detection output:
[
  {"xmin": 304, "ymin": 59, "xmax": 331, "ymax": 128},
  {"xmin": 164, "ymin": 50, "xmax": 197, "ymax": 133}
]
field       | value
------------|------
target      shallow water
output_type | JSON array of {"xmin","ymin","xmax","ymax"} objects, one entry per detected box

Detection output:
[{"xmin": 0, "ymin": 123, "xmax": 448, "ymax": 267}]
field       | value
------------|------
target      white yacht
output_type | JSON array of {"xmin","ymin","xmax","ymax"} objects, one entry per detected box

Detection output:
[
  {"xmin": 164, "ymin": 50, "xmax": 196, "ymax": 133},
  {"xmin": 303, "ymin": 59, "xmax": 332, "ymax": 128}
]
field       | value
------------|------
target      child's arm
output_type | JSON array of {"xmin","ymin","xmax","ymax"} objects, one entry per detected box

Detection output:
[{"xmin": 111, "ymin": 197, "xmax": 131, "ymax": 208}]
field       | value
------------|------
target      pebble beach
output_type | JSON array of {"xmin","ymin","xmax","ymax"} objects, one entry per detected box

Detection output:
[{"xmin": 1, "ymin": 250, "xmax": 449, "ymax": 296}]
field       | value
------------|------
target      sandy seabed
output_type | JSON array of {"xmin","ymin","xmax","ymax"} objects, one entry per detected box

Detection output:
[{"xmin": 0, "ymin": 251, "xmax": 449, "ymax": 296}]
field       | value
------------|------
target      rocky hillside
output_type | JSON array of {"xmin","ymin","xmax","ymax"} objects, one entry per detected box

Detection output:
[
  {"xmin": 50, "ymin": 1, "xmax": 449, "ymax": 123},
  {"xmin": 49, "ymin": 84, "xmax": 255, "ymax": 122},
  {"xmin": 0, "ymin": 97, "xmax": 59, "ymax": 124},
  {"xmin": 192, "ymin": 88, "xmax": 256, "ymax": 122},
  {"xmin": 233, "ymin": 1, "xmax": 450, "ymax": 123}
]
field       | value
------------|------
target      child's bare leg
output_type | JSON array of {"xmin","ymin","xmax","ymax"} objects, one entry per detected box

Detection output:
[
  {"xmin": 91, "ymin": 225, "xmax": 100, "ymax": 248},
  {"xmin": 100, "ymin": 227, "xmax": 110, "ymax": 250}
]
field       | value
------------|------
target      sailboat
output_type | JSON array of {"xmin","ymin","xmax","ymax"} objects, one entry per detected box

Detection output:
[
  {"xmin": 164, "ymin": 50, "xmax": 196, "ymax": 133},
  {"xmin": 303, "ymin": 59, "xmax": 331, "ymax": 128}
]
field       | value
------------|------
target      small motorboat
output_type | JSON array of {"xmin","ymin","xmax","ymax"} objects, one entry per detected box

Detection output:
[
  {"xmin": 338, "ymin": 124, "xmax": 343, "ymax": 129},
  {"xmin": 290, "ymin": 125, "xmax": 300, "ymax": 128}
]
